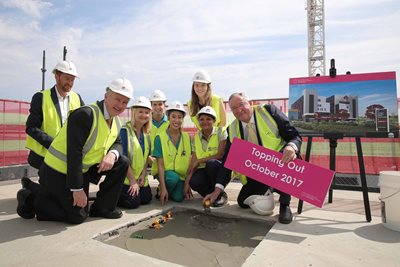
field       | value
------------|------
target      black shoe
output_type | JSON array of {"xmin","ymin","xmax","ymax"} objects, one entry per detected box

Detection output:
[
  {"xmin": 16, "ymin": 188, "xmax": 35, "ymax": 219},
  {"xmin": 89, "ymin": 205, "xmax": 122, "ymax": 219},
  {"xmin": 278, "ymin": 204, "xmax": 293, "ymax": 224},
  {"xmin": 21, "ymin": 177, "xmax": 31, "ymax": 189},
  {"xmin": 21, "ymin": 177, "xmax": 42, "ymax": 196},
  {"xmin": 212, "ymin": 191, "xmax": 228, "ymax": 207}
]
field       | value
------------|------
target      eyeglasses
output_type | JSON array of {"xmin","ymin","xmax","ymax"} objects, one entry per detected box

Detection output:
[{"xmin": 230, "ymin": 102, "xmax": 247, "ymax": 112}]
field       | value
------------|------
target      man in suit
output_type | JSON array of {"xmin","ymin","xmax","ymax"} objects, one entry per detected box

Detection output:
[
  {"xmin": 17, "ymin": 78, "xmax": 133, "ymax": 224},
  {"xmin": 25, "ymin": 60, "xmax": 84, "ymax": 169},
  {"xmin": 203, "ymin": 92, "xmax": 302, "ymax": 224}
]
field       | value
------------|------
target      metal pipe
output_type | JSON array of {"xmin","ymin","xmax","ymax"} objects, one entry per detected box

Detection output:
[
  {"xmin": 63, "ymin": 46, "xmax": 67, "ymax": 60},
  {"xmin": 41, "ymin": 50, "xmax": 46, "ymax": 91}
]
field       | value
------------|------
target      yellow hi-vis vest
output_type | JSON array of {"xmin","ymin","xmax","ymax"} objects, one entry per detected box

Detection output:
[
  {"xmin": 150, "ymin": 120, "xmax": 169, "ymax": 177},
  {"xmin": 25, "ymin": 88, "xmax": 81, "ymax": 157},
  {"xmin": 44, "ymin": 103, "xmax": 121, "ymax": 174},
  {"xmin": 194, "ymin": 126, "xmax": 225, "ymax": 168},
  {"xmin": 229, "ymin": 105, "xmax": 287, "ymax": 185},
  {"xmin": 188, "ymin": 95, "xmax": 222, "ymax": 129},
  {"xmin": 159, "ymin": 130, "xmax": 191, "ymax": 181},
  {"xmin": 123, "ymin": 122, "xmax": 151, "ymax": 186}
]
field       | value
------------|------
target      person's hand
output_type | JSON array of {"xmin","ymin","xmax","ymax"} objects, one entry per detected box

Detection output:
[
  {"xmin": 183, "ymin": 181, "xmax": 193, "ymax": 199},
  {"xmin": 97, "ymin": 152, "xmax": 116, "ymax": 173},
  {"xmin": 203, "ymin": 188, "xmax": 222, "ymax": 205},
  {"xmin": 72, "ymin": 190, "xmax": 87, "ymax": 208},
  {"xmin": 148, "ymin": 156, "xmax": 155, "ymax": 166},
  {"xmin": 281, "ymin": 145, "xmax": 297, "ymax": 164},
  {"xmin": 160, "ymin": 188, "xmax": 168, "ymax": 206},
  {"xmin": 128, "ymin": 183, "xmax": 140, "ymax": 196}
]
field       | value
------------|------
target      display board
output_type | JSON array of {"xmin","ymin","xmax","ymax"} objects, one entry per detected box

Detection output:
[{"xmin": 288, "ymin": 71, "xmax": 398, "ymax": 137}]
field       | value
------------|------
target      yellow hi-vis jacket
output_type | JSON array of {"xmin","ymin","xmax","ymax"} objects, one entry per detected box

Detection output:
[
  {"xmin": 122, "ymin": 122, "xmax": 151, "ymax": 186},
  {"xmin": 229, "ymin": 105, "xmax": 287, "ymax": 185},
  {"xmin": 44, "ymin": 103, "xmax": 121, "ymax": 174},
  {"xmin": 25, "ymin": 88, "xmax": 81, "ymax": 157},
  {"xmin": 188, "ymin": 95, "xmax": 222, "ymax": 129},
  {"xmin": 193, "ymin": 126, "xmax": 225, "ymax": 168},
  {"xmin": 158, "ymin": 130, "xmax": 191, "ymax": 181},
  {"xmin": 150, "ymin": 120, "xmax": 169, "ymax": 177}
]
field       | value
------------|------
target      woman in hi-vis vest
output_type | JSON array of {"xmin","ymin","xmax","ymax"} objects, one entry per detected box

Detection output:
[
  {"xmin": 153, "ymin": 101, "xmax": 191, "ymax": 205},
  {"xmin": 118, "ymin": 96, "xmax": 153, "ymax": 209},
  {"xmin": 187, "ymin": 70, "xmax": 227, "ymax": 129},
  {"xmin": 184, "ymin": 106, "xmax": 228, "ymax": 207}
]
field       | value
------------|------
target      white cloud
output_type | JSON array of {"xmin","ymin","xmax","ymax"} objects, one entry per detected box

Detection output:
[{"xmin": 1, "ymin": 0, "xmax": 52, "ymax": 19}]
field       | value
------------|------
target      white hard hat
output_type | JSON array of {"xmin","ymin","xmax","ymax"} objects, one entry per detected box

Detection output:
[
  {"xmin": 108, "ymin": 78, "xmax": 133, "ymax": 99},
  {"xmin": 166, "ymin": 101, "xmax": 186, "ymax": 116},
  {"xmin": 243, "ymin": 190, "xmax": 275, "ymax": 216},
  {"xmin": 150, "ymin": 89, "xmax": 167, "ymax": 102},
  {"xmin": 131, "ymin": 96, "xmax": 151, "ymax": 110},
  {"xmin": 192, "ymin": 70, "xmax": 211, "ymax": 84},
  {"xmin": 52, "ymin": 60, "xmax": 78, "ymax": 77},
  {"xmin": 197, "ymin": 106, "xmax": 216, "ymax": 120}
]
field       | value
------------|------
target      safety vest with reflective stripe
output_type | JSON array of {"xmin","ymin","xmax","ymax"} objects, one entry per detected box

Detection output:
[
  {"xmin": 229, "ymin": 105, "xmax": 287, "ymax": 185},
  {"xmin": 188, "ymin": 95, "xmax": 222, "ymax": 129},
  {"xmin": 194, "ymin": 126, "xmax": 225, "ymax": 168},
  {"xmin": 122, "ymin": 122, "xmax": 151, "ymax": 186},
  {"xmin": 44, "ymin": 103, "xmax": 121, "ymax": 174},
  {"xmin": 26, "ymin": 88, "xmax": 81, "ymax": 157},
  {"xmin": 159, "ymin": 130, "xmax": 191, "ymax": 180},
  {"xmin": 150, "ymin": 120, "xmax": 169, "ymax": 177}
]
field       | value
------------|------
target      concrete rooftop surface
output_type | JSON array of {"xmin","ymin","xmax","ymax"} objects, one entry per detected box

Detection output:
[{"xmin": 0, "ymin": 177, "xmax": 399, "ymax": 267}]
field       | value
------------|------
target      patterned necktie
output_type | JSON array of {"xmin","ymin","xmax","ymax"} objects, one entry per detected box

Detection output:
[
  {"xmin": 106, "ymin": 118, "xmax": 112, "ymax": 128},
  {"xmin": 246, "ymin": 123, "xmax": 258, "ymax": 144}
]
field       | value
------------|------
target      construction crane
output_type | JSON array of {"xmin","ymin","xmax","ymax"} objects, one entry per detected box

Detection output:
[{"xmin": 306, "ymin": 0, "xmax": 326, "ymax": 76}]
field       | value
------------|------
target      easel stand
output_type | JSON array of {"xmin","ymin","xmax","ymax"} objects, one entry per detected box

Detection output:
[{"xmin": 297, "ymin": 133, "xmax": 372, "ymax": 222}]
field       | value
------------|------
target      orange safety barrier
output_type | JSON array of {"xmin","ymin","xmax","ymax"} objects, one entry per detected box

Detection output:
[
  {"xmin": 0, "ymin": 99, "xmax": 30, "ymax": 167},
  {"xmin": 1, "ymin": 97, "xmax": 399, "ymax": 175}
]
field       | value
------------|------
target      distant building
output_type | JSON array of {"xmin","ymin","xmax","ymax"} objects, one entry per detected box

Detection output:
[
  {"xmin": 291, "ymin": 89, "xmax": 359, "ymax": 121},
  {"xmin": 326, "ymin": 94, "xmax": 358, "ymax": 119}
]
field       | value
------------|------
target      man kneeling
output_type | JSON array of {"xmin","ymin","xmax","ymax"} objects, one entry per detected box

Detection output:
[{"xmin": 17, "ymin": 78, "xmax": 133, "ymax": 224}]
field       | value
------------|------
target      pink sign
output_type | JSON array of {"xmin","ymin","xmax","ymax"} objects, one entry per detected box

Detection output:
[{"xmin": 225, "ymin": 138, "xmax": 335, "ymax": 208}]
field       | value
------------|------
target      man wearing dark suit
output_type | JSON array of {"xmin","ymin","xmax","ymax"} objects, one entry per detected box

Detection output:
[
  {"xmin": 17, "ymin": 78, "xmax": 133, "ymax": 224},
  {"xmin": 25, "ymin": 60, "xmax": 84, "ymax": 169},
  {"xmin": 204, "ymin": 92, "xmax": 302, "ymax": 224}
]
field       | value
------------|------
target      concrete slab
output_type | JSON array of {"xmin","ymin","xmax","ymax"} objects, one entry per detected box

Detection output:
[{"xmin": 0, "ymin": 177, "xmax": 399, "ymax": 267}]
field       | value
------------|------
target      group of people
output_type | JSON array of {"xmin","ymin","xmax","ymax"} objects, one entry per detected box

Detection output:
[{"xmin": 17, "ymin": 60, "xmax": 302, "ymax": 225}]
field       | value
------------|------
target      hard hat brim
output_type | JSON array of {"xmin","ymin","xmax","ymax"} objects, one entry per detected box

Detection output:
[
  {"xmin": 167, "ymin": 109, "xmax": 186, "ymax": 116},
  {"xmin": 110, "ymin": 89, "xmax": 134, "ymax": 99},
  {"xmin": 197, "ymin": 112, "xmax": 216, "ymax": 120},
  {"xmin": 192, "ymin": 79, "xmax": 211, "ymax": 84},
  {"xmin": 52, "ymin": 68, "xmax": 79, "ymax": 78}
]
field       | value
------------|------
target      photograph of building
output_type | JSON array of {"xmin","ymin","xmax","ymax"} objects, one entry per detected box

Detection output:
[
  {"xmin": 290, "ymin": 89, "xmax": 359, "ymax": 122},
  {"xmin": 288, "ymin": 72, "xmax": 398, "ymax": 134}
]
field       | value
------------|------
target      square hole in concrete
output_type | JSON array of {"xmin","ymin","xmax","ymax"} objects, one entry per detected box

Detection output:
[{"xmin": 99, "ymin": 208, "xmax": 274, "ymax": 267}]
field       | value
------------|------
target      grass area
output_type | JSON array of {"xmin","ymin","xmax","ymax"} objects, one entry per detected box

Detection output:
[{"xmin": 302, "ymin": 140, "xmax": 400, "ymax": 157}]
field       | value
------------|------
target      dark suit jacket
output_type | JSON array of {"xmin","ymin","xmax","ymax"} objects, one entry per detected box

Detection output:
[
  {"xmin": 66, "ymin": 100, "xmax": 123, "ymax": 190},
  {"xmin": 216, "ymin": 104, "xmax": 302, "ymax": 187},
  {"xmin": 25, "ymin": 86, "xmax": 84, "ymax": 169}
]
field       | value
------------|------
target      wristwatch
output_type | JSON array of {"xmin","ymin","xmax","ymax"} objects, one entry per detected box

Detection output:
[{"xmin": 286, "ymin": 142, "xmax": 298, "ymax": 153}]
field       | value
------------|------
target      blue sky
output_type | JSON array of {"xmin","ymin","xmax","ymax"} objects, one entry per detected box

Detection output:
[{"xmin": 1, "ymin": 0, "xmax": 399, "ymax": 106}]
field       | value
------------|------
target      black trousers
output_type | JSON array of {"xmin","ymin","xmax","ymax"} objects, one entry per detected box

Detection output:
[
  {"xmin": 118, "ymin": 184, "xmax": 152, "ymax": 209},
  {"xmin": 237, "ymin": 177, "xmax": 291, "ymax": 208},
  {"xmin": 35, "ymin": 155, "xmax": 129, "ymax": 224},
  {"xmin": 189, "ymin": 159, "xmax": 221, "ymax": 197}
]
